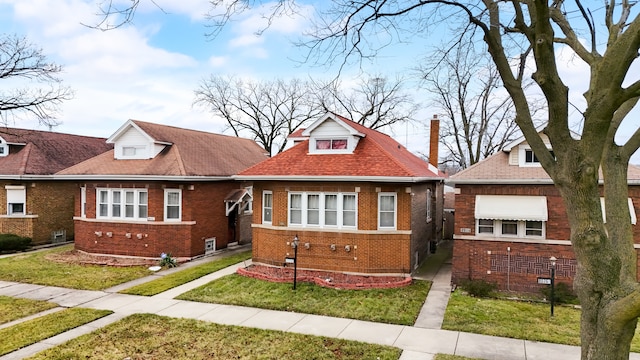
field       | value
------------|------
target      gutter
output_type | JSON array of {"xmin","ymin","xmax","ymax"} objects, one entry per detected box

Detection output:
[{"xmin": 233, "ymin": 175, "xmax": 444, "ymax": 183}]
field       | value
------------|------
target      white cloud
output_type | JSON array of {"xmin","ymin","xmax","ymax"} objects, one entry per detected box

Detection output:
[{"xmin": 208, "ymin": 55, "xmax": 229, "ymax": 67}]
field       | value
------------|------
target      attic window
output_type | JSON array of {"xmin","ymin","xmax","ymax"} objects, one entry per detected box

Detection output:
[
  {"xmin": 316, "ymin": 139, "xmax": 347, "ymax": 150},
  {"xmin": 0, "ymin": 141, "xmax": 6, "ymax": 157},
  {"xmin": 122, "ymin": 146, "xmax": 145, "ymax": 157}
]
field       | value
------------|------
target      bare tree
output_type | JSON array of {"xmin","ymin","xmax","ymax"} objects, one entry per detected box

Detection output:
[
  {"xmin": 316, "ymin": 75, "xmax": 418, "ymax": 130},
  {"xmin": 194, "ymin": 76, "xmax": 323, "ymax": 155},
  {"xmin": 419, "ymin": 40, "xmax": 532, "ymax": 169},
  {"xmin": 0, "ymin": 34, "xmax": 73, "ymax": 126}
]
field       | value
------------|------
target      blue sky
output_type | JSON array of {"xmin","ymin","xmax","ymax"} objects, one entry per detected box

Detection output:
[{"xmin": 0, "ymin": 0, "xmax": 638, "ymax": 163}]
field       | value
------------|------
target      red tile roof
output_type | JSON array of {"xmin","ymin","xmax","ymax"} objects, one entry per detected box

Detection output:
[
  {"xmin": 58, "ymin": 120, "xmax": 269, "ymax": 177},
  {"xmin": 0, "ymin": 127, "xmax": 112, "ymax": 176},
  {"xmin": 239, "ymin": 115, "xmax": 444, "ymax": 180}
]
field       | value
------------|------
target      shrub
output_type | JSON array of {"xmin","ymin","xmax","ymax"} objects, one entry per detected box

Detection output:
[
  {"xmin": 540, "ymin": 282, "xmax": 578, "ymax": 305},
  {"xmin": 0, "ymin": 234, "xmax": 32, "ymax": 252},
  {"xmin": 460, "ymin": 279, "xmax": 498, "ymax": 298},
  {"xmin": 159, "ymin": 253, "xmax": 177, "ymax": 268}
]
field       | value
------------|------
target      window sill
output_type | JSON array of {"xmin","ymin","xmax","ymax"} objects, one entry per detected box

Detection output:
[
  {"xmin": 74, "ymin": 217, "xmax": 196, "ymax": 225},
  {"xmin": 0, "ymin": 214, "xmax": 38, "ymax": 219}
]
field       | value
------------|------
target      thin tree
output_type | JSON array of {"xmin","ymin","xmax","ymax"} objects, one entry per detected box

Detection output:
[
  {"xmin": 193, "ymin": 75, "xmax": 323, "ymax": 155},
  {"xmin": 419, "ymin": 39, "xmax": 534, "ymax": 169},
  {"xmin": 0, "ymin": 34, "xmax": 73, "ymax": 127},
  {"xmin": 91, "ymin": 2, "xmax": 640, "ymax": 358}
]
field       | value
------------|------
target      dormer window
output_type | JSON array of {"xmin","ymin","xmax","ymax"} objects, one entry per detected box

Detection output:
[
  {"xmin": 519, "ymin": 145, "xmax": 554, "ymax": 167},
  {"xmin": 316, "ymin": 139, "xmax": 348, "ymax": 150},
  {"xmin": 0, "ymin": 140, "xmax": 7, "ymax": 157}
]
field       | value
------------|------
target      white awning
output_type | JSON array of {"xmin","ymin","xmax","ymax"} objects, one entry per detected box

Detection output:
[
  {"xmin": 600, "ymin": 198, "xmax": 637, "ymax": 225},
  {"xmin": 475, "ymin": 195, "xmax": 548, "ymax": 221}
]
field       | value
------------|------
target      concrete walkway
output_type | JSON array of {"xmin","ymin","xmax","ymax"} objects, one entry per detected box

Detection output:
[{"xmin": 0, "ymin": 244, "xmax": 633, "ymax": 360}]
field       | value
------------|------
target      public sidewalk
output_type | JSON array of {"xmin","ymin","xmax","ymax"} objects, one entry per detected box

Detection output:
[{"xmin": 0, "ymin": 243, "xmax": 632, "ymax": 360}]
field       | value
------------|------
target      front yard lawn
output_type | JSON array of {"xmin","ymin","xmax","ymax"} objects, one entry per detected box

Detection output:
[
  {"xmin": 120, "ymin": 250, "xmax": 252, "ymax": 296},
  {"xmin": 1, "ymin": 308, "xmax": 112, "ymax": 356},
  {"xmin": 443, "ymin": 290, "xmax": 640, "ymax": 352},
  {"xmin": 177, "ymin": 274, "xmax": 431, "ymax": 325},
  {"xmin": 0, "ymin": 296, "xmax": 58, "ymax": 325},
  {"xmin": 27, "ymin": 313, "xmax": 402, "ymax": 360},
  {"xmin": 0, "ymin": 245, "xmax": 153, "ymax": 290}
]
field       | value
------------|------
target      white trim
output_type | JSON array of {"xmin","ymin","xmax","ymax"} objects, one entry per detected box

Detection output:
[
  {"xmin": 252, "ymin": 223, "xmax": 411, "ymax": 235},
  {"xmin": 164, "ymin": 189, "xmax": 182, "ymax": 221},
  {"xmin": 454, "ymin": 234, "xmax": 571, "ymax": 246},
  {"xmin": 74, "ymin": 217, "xmax": 195, "ymax": 225},
  {"xmin": 80, "ymin": 186, "xmax": 87, "ymax": 218},
  {"xmin": 301, "ymin": 113, "xmax": 365, "ymax": 138},
  {"xmin": 234, "ymin": 175, "xmax": 442, "ymax": 182}
]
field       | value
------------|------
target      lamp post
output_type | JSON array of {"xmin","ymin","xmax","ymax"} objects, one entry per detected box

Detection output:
[
  {"xmin": 550, "ymin": 256, "xmax": 557, "ymax": 317},
  {"xmin": 292, "ymin": 234, "xmax": 299, "ymax": 290}
]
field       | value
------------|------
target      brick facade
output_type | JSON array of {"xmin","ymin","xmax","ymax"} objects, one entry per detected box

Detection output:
[
  {"xmin": 251, "ymin": 180, "xmax": 442, "ymax": 274},
  {"xmin": 74, "ymin": 181, "xmax": 244, "ymax": 258},
  {"xmin": 452, "ymin": 183, "xmax": 640, "ymax": 293},
  {"xmin": 0, "ymin": 181, "xmax": 77, "ymax": 244}
]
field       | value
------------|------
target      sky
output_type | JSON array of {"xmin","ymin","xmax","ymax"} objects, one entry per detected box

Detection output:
[{"xmin": 0, "ymin": 0, "xmax": 638, "ymax": 163}]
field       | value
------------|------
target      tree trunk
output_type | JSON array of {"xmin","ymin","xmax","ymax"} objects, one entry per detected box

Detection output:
[{"xmin": 554, "ymin": 146, "xmax": 638, "ymax": 360}]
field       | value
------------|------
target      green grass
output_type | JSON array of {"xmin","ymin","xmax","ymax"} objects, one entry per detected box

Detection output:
[
  {"xmin": 443, "ymin": 290, "xmax": 640, "ymax": 352},
  {"xmin": 0, "ymin": 245, "xmax": 153, "ymax": 290},
  {"xmin": 0, "ymin": 307, "xmax": 112, "ymax": 356},
  {"xmin": 177, "ymin": 274, "xmax": 431, "ymax": 325},
  {"xmin": 27, "ymin": 313, "xmax": 401, "ymax": 360},
  {"xmin": 0, "ymin": 296, "xmax": 58, "ymax": 325},
  {"xmin": 434, "ymin": 355, "xmax": 481, "ymax": 360},
  {"xmin": 120, "ymin": 250, "xmax": 252, "ymax": 296}
]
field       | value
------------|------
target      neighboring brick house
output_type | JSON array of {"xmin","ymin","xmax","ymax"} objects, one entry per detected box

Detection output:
[
  {"xmin": 0, "ymin": 127, "xmax": 113, "ymax": 244},
  {"xmin": 448, "ymin": 130, "xmax": 640, "ymax": 293},
  {"xmin": 236, "ymin": 112, "xmax": 446, "ymax": 274},
  {"xmin": 56, "ymin": 120, "xmax": 268, "ymax": 259}
]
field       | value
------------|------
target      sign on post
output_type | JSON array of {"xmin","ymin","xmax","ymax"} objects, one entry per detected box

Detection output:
[{"xmin": 537, "ymin": 277, "xmax": 552, "ymax": 285}]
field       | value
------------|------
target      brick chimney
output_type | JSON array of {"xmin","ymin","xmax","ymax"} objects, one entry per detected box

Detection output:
[{"xmin": 429, "ymin": 115, "xmax": 440, "ymax": 168}]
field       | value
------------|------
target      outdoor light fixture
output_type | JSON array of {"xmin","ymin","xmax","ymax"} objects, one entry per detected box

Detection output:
[
  {"xmin": 292, "ymin": 234, "xmax": 299, "ymax": 290},
  {"xmin": 550, "ymin": 256, "xmax": 557, "ymax": 317}
]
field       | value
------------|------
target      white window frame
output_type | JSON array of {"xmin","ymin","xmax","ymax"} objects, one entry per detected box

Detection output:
[
  {"xmin": 378, "ymin": 192, "xmax": 397, "ymax": 230},
  {"xmin": 287, "ymin": 192, "xmax": 358, "ymax": 228},
  {"xmin": 475, "ymin": 219, "xmax": 545, "ymax": 238},
  {"xmin": 262, "ymin": 191, "xmax": 273, "ymax": 224},
  {"xmin": 80, "ymin": 186, "xmax": 87, "ymax": 218},
  {"xmin": 6, "ymin": 185, "xmax": 26, "ymax": 216},
  {"xmin": 164, "ymin": 189, "xmax": 182, "ymax": 221},
  {"xmin": 96, "ymin": 188, "xmax": 148, "ymax": 220},
  {"xmin": 120, "ymin": 145, "xmax": 147, "ymax": 158}
]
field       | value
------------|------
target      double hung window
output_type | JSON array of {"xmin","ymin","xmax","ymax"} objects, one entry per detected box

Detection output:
[
  {"xmin": 262, "ymin": 191, "xmax": 273, "ymax": 223},
  {"xmin": 164, "ymin": 189, "xmax": 181, "ymax": 221},
  {"xmin": 6, "ymin": 186, "xmax": 26, "ymax": 216},
  {"xmin": 378, "ymin": 193, "xmax": 397, "ymax": 229},
  {"xmin": 97, "ymin": 188, "xmax": 148, "ymax": 220},
  {"xmin": 288, "ymin": 192, "xmax": 357, "ymax": 228}
]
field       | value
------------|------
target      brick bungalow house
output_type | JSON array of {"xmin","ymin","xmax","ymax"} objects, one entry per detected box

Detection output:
[
  {"xmin": 236, "ymin": 112, "xmax": 445, "ymax": 274},
  {"xmin": 0, "ymin": 127, "xmax": 112, "ymax": 244},
  {"xmin": 448, "ymin": 130, "xmax": 640, "ymax": 293},
  {"xmin": 56, "ymin": 120, "xmax": 268, "ymax": 259}
]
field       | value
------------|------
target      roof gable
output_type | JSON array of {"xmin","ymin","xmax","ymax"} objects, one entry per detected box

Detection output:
[
  {"xmin": 59, "ymin": 120, "xmax": 269, "ymax": 178},
  {"xmin": 239, "ymin": 113, "xmax": 444, "ymax": 181}
]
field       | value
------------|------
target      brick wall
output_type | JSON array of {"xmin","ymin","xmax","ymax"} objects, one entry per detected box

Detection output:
[
  {"xmin": 250, "ymin": 180, "xmax": 432, "ymax": 274},
  {"xmin": 0, "ymin": 181, "xmax": 77, "ymax": 244},
  {"xmin": 452, "ymin": 183, "xmax": 640, "ymax": 293},
  {"xmin": 75, "ymin": 181, "xmax": 240, "ymax": 258},
  {"xmin": 252, "ymin": 226, "xmax": 411, "ymax": 273}
]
